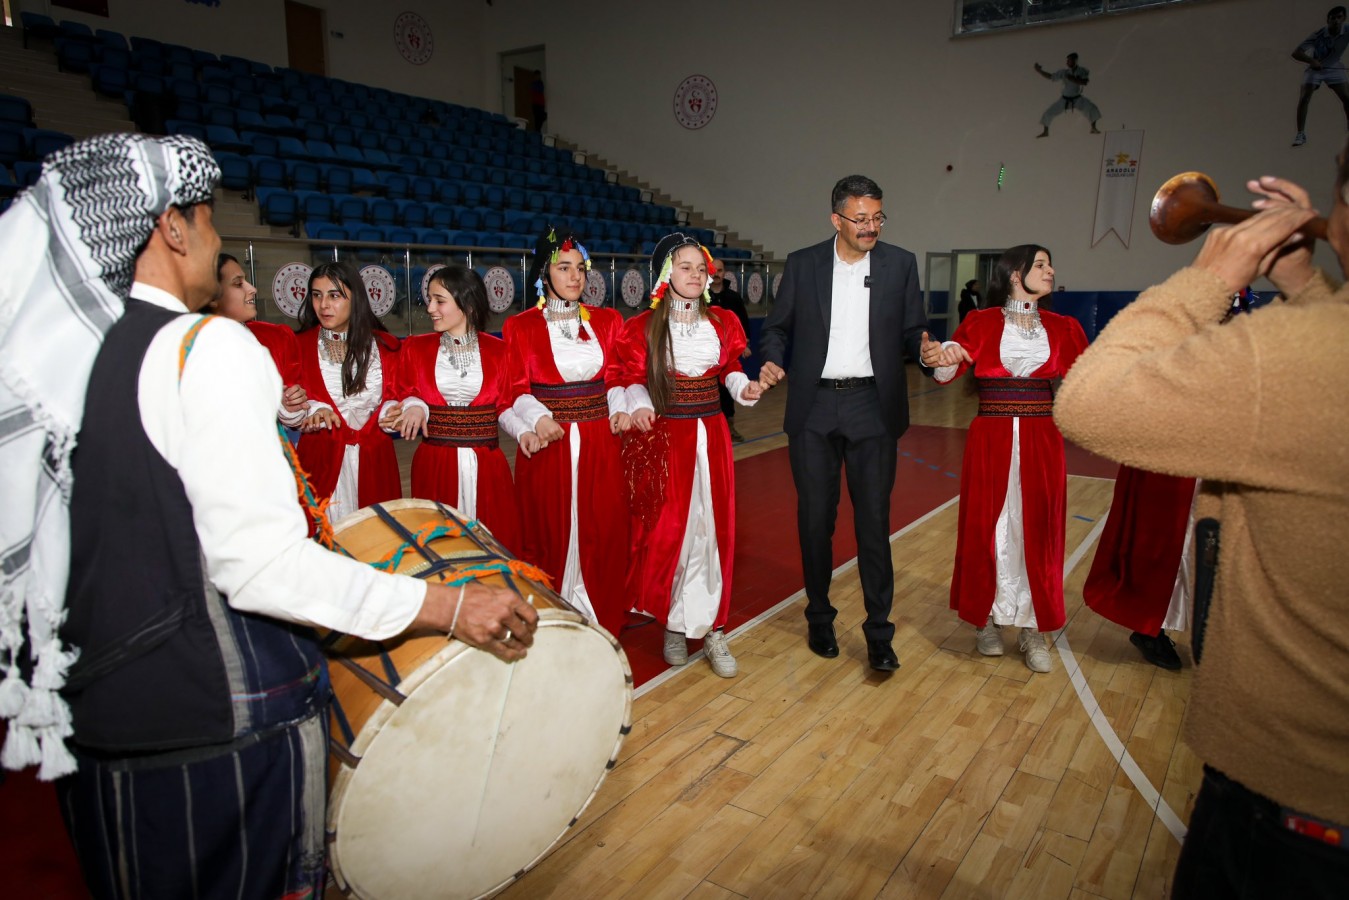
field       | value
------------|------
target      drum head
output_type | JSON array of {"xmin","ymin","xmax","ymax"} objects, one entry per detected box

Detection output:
[{"xmin": 327, "ymin": 611, "xmax": 631, "ymax": 900}]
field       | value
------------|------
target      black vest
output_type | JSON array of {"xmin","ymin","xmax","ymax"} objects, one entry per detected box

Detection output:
[{"xmin": 62, "ymin": 299, "xmax": 326, "ymax": 753}]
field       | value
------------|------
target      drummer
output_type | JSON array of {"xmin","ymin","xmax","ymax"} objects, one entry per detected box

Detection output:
[{"xmin": 0, "ymin": 134, "xmax": 538, "ymax": 899}]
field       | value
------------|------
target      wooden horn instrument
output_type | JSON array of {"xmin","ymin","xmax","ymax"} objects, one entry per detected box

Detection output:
[{"xmin": 1148, "ymin": 171, "xmax": 1329, "ymax": 245}]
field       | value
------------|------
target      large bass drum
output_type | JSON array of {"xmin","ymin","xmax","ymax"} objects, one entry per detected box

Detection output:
[{"xmin": 323, "ymin": 500, "xmax": 632, "ymax": 899}]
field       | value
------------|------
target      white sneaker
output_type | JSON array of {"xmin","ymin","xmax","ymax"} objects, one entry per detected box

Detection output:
[
  {"xmin": 702, "ymin": 629, "xmax": 738, "ymax": 678},
  {"xmin": 975, "ymin": 619, "xmax": 1004, "ymax": 657},
  {"xmin": 663, "ymin": 629, "xmax": 688, "ymax": 666},
  {"xmin": 1293, "ymin": 131, "xmax": 1308, "ymax": 147},
  {"xmin": 1018, "ymin": 629, "xmax": 1052, "ymax": 673}
]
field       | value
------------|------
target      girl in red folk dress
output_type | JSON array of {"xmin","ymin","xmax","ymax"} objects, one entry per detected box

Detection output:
[
  {"xmin": 924, "ymin": 244, "xmax": 1088, "ymax": 674},
  {"xmin": 395, "ymin": 264, "xmax": 528, "ymax": 553},
  {"xmin": 619, "ymin": 235, "xmax": 763, "ymax": 678},
  {"xmin": 210, "ymin": 254, "xmax": 309, "ymax": 433},
  {"xmin": 504, "ymin": 229, "xmax": 631, "ymax": 635},
  {"xmin": 295, "ymin": 261, "xmax": 403, "ymax": 524}
]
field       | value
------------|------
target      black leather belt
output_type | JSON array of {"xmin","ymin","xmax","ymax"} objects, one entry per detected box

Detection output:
[{"xmin": 818, "ymin": 376, "xmax": 876, "ymax": 390}]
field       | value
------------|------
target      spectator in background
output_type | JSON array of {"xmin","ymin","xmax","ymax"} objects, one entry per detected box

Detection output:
[
  {"xmin": 709, "ymin": 258, "xmax": 752, "ymax": 442},
  {"xmin": 958, "ymin": 278, "xmax": 982, "ymax": 322},
  {"xmin": 530, "ymin": 70, "xmax": 547, "ymax": 133}
]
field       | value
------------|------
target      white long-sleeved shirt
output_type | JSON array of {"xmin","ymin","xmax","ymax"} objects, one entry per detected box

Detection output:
[{"xmin": 133, "ymin": 283, "xmax": 425, "ymax": 640}]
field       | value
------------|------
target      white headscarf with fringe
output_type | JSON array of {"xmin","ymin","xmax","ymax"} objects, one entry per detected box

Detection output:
[{"xmin": 0, "ymin": 133, "xmax": 220, "ymax": 779}]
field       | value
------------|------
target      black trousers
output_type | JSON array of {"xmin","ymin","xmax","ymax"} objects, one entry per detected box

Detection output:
[
  {"xmin": 1172, "ymin": 766, "xmax": 1349, "ymax": 899},
  {"xmin": 787, "ymin": 384, "xmax": 897, "ymax": 642}
]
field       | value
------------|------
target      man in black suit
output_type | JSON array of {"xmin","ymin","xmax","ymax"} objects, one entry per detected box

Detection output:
[{"xmin": 759, "ymin": 175, "xmax": 940, "ymax": 671}]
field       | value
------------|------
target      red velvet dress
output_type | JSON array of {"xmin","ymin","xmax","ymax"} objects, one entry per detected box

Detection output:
[
  {"xmin": 244, "ymin": 320, "xmax": 301, "ymax": 386},
  {"xmin": 400, "ymin": 332, "xmax": 521, "ymax": 554},
  {"xmin": 1084, "ymin": 464, "xmax": 1196, "ymax": 635},
  {"xmin": 503, "ymin": 306, "xmax": 627, "ymax": 635},
  {"xmin": 617, "ymin": 310, "xmax": 748, "ymax": 637},
  {"xmin": 294, "ymin": 329, "xmax": 403, "ymax": 521},
  {"xmin": 942, "ymin": 308, "xmax": 1088, "ymax": 631}
]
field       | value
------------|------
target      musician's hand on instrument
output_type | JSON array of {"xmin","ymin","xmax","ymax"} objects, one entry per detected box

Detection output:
[
  {"xmin": 281, "ymin": 384, "xmax": 308, "ymax": 413},
  {"xmin": 610, "ymin": 411, "xmax": 632, "ymax": 434},
  {"xmin": 1194, "ymin": 204, "xmax": 1319, "ymax": 293},
  {"xmin": 398, "ymin": 404, "xmax": 428, "ymax": 440},
  {"xmin": 1248, "ymin": 175, "xmax": 1319, "ymax": 294},
  {"xmin": 301, "ymin": 407, "xmax": 340, "ymax": 432},
  {"xmin": 535, "ymin": 415, "xmax": 565, "ymax": 443},
  {"xmin": 631, "ymin": 407, "xmax": 656, "ymax": 432},
  {"xmin": 452, "ymin": 583, "xmax": 540, "ymax": 662},
  {"xmin": 378, "ymin": 403, "xmax": 403, "ymax": 432},
  {"xmin": 759, "ymin": 360, "xmax": 786, "ymax": 387},
  {"xmin": 517, "ymin": 431, "xmax": 543, "ymax": 458}
]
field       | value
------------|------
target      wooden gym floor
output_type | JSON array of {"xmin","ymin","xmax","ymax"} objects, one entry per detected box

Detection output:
[{"xmin": 394, "ymin": 368, "xmax": 1200, "ymax": 899}]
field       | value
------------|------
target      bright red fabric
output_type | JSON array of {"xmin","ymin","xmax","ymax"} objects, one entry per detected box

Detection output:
[
  {"xmin": 946, "ymin": 308, "xmax": 1088, "ymax": 631},
  {"xmin": 502, "ymin": 306, "xmax": 628, "ymax": 635},
  {"xmin": 243, "ymin": 320, "xmax": 302, "ymax": 386},
  {"xmin": 616, "ymin": 310, "xmax": 747, "ymax": 629},
  {"xmin": 1084, "ymin": 464, "xmax": 1196, "ymax": 635},
  {"xmin": 399, "ymin": 331, "xmax": 521, "ymax": 554},
  {"xmin": 294, "ymin": 328, "xmax": 402, "ymax": 511}
]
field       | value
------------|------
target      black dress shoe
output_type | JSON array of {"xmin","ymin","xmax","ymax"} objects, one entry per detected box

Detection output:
[
  {"xmin": 807, "ymin": 622, "xmax": 839, "ymax": 658},
  {"xmin": 1130, "ymin": 629, "xmax": 1182, "ymax": 670},
  {"xmin": 867, "ymin": 639, "xmax": 900, "ymax": 672}
]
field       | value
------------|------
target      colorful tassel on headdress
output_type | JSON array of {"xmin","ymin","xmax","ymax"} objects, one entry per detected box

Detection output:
[{"xmin": 649, "ymin": 254, "xmax": 675, "ymax": 308}]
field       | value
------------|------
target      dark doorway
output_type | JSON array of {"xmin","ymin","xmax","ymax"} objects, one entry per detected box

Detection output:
[{"xmin": 285, "ymin": 0, "xmax": 326, "ymax": 76}]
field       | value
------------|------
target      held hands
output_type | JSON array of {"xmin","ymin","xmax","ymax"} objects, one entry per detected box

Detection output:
[
  {"xmin": 610, "ymin": 411, "xmax": 632, "ymax": 434},
  {"xmin": 535, "ymin": 415, "xmax": 565, "ymax": 443},
  {"xmin": 414, "ymin": 582, "xmax": 539, "ymax": 663},
  {"xmin": 920, "ymin": 331, "xmax": 972, "ymax": 368},
  {"xmin": 741, "ymin": 380, "xmax": 764, "ymax": 402},
  {"xmin": 377, "ymin": 402, "xmax": 403, "ymax": 432},
  {"xmin": 517, "ymin": 431, "xmax": 545, "ymax": 458},
  {"xmin": 301, "ymin": 407, "xmax": 341, "ymax": 432},
  {"xmin": 758, "ymin": 360, "xmax": 786, "ymax": 391},
  {"xmin": 631, "ymin": 407, "xmax": 656, "ymax": 432},
  {"xmin": 281, "ymin": 384, "xmax": 308, "ymax": 413},
  {"xmin": 398, "ymin": 404, "xmax": 428, "ymax": 440}
]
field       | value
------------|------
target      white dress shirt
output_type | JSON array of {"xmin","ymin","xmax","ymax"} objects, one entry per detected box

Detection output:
[
  {"xmin": 820, "ymin": 236, "xmax": 874, "ymax": 379},
  {"xmin": 133, "ymin": 282, "xmax": 425, "ymax": 640}
]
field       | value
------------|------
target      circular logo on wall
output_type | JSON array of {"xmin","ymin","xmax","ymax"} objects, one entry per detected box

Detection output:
[
  {"xmin": 420, "ymin": 263, "xmax": 445, "ymax": 306},
  {"xmin": 770, "ymin": 272, "xmax": 783, "ymax": 303},
  {"xmin": 483, "ymin": 266, "xmax": 516, "ymax": 313},
  {"xmin": 394, "ymin": 12, "xmax": 434, "ymax": 65},
  {"xmin": 360, "ymin": 265, "xmax": 397, "ymax": 317},
  {"xmin": 584, "ymin": 269, "xmax": 607, "ymax": 304},
  {"xmin": 620, "ymin": 268, "xmax": 646, "ymax": 309},
  {"xmin": 746, "ymin": 272, "xmax": 765, "ymax": 305},
  {"xmin": 723, "ymin": 270, "xmax": 739, "ymax": 293},
  {"xmin": 271, "ymin": 262, "xmax": 312, "ymax": 319},
  {"xmin": 673, "ymin": 75, "xmax": 718, "ymax": 130}
]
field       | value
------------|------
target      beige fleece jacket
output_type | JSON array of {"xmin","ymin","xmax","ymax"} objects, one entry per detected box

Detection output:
[{"xmin": 1055, "ymin": 266, "xmax": 1349, "ymax": 824}]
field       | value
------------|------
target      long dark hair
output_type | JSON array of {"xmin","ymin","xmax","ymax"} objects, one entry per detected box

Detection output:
[
  {"xmin": 299, "ymin": 261, "xmax": 384, "ymax": 396},
  {"xmin": 986, "ymin": 244, "xmax": 1051, "ymax": 308},
  {"xmin": 427, "ymin": 264, "xmax": 489, "ymax": 333},
  {"xmin": 645, "ymin": 243, "xmax": 718, "ymax": 416}
]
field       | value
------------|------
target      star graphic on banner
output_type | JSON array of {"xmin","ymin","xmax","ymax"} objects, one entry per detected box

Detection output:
[{"xmin": 1114, "ymin": 152, "xmax": 1132, "ymax": 165}]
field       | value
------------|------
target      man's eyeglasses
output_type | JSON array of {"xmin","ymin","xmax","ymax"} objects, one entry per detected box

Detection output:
[{"xmin": 836, "ymin": 212, "xmax": 887, "ymax": 229}]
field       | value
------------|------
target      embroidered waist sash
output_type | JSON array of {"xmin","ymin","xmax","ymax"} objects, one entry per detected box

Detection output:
[
  {"xmin": 425, "ymin": 404, "xmax": 499, "ymax": 448},
  {"xmin": 665, "ymin": 375, "xmax": 721, "ymax": 420},
  {"xmin": 976, "ymin": 377, "xmax": 1054, "ymax": 417},
  {"xmin": 532, "ymin": 378, "xmax": 608, "ymax": 423}
]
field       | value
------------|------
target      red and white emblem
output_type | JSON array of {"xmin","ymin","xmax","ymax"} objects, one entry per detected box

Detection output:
[
  {"xmin": 420, "ymin": 263, "xmax": 445, "ymax": 306},
  {"xmin": 620, "ymin": 268, "xmax": 646, "ymax": 309},
  {"xmin": 271, "ymin": 262, "xmax": 312, "ymax": 319},
  {"xmin": 584, "ymin": 269, "xmax": 607, "ymax": 304},
  {"xmin": 746, "ymin": 272, "xmax": 764, "ymax": 305},
  {"xmin": 483, "ymin": 266, "xmax": 516, "ymax": 314},
  {"xmin": 673, "ymin": 75, "xmax": 718, "ymax": 130},
  {"xmin": 360, "ymin": 265, "xmax": 397, "ymax": 318},
  {"xmin": 394, "ymin": 12, "xmax": 434, "ymax": 65}
]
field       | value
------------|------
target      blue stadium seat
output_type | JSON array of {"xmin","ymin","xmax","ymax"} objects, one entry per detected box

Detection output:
[
  {"xmin": 368, "ymin": 198, "xmax": 398, "ymax": 227},
  {"xmin": 350, "ymin": 167, "xmax": 384, "ymax": 195},
  {"xmin": 398, "ymin": 200, "xmax": 429, "ymax": 228},
  {"xmin": 213, "ymin": 151, "xmax": 252, "ymax": 193},
  {"xmin": 204, "ymin": 125, "xmax": 249, "ymax": 154},
  {"xmin": 58, "ymin": 20, "xmax": 94, "ymax": 40},
  {"xmin": 336, "ymin": 194, "xmax": 368, "ymax": 224},
  {"xmin": 429, "ymin": 206, "xmax": 455, "ymax": 231},
  {"xmin": 0, "ymin": 95, "xmax": 34, "ymax": 128},
  {"xmin": 54, "ymin": 38, "xmax": 94, "ymax": 74},
  {"xmin": 299, "ymin": 192, "xmax": 334, "ymax": 225},
  {"xmin": 244, "ymin": 131, "xmax": 280, "ymax": 157},
  {"xmin": 323, "ymin": 165, "xmax": 354, "ymax": 195},
  {"xmin": 20, "ymin": 13, "xmax": 60, "ymax": 48},
  {"xmin": 251, "ymin": 156, "xmax": 286, "ymax": 189},
  {"xmin": 166, "ymin": 119, "xmax": 208, "ymax": 142},
  {"xmin": 257, "ymin": 187, "xmax": 299, "ymax": 229},
  {"xmin": 376, "ymin": 171, "xmax": 410, "ymax": 199},
  {"xmin": 287, "ymin": 160, "xmax": 322, "ymax": 192},
  {"xmin": 26, "ymin": 128, "xmax": 75, "ymax": 161}
]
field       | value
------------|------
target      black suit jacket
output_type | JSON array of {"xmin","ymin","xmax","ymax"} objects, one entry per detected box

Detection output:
[{"xmin": 760, "ymin": 237, "xmax": 928, "ymax": 438}]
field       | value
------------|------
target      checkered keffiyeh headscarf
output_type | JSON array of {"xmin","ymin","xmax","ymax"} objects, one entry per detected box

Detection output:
[{"xmin": 0, "ymin": 133, "xmax": 219, "ymax": 779}]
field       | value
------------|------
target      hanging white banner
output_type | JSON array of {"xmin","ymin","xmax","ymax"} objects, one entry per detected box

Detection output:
[{"xmin": 1091, "ymin": 130, "xmax": 1145, "ymax": 248}]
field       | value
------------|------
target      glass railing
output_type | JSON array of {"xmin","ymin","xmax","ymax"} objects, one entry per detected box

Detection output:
[{"xmin": 223, "ymin": 233, "xmax": 781, "ymax": 337}]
